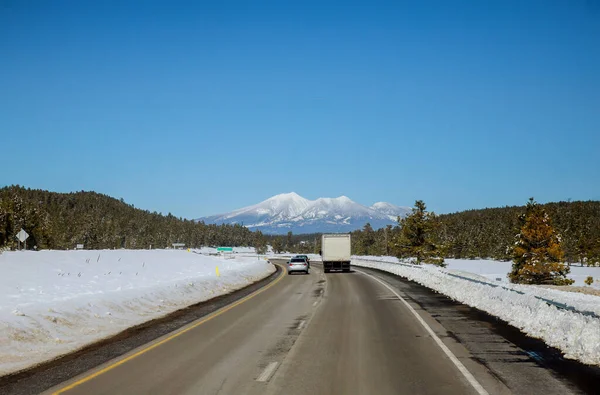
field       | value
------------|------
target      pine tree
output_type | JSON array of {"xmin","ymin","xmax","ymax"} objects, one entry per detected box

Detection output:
[
  {"xmin": 253, "ymin": 230, "xmax": 267, "ymax": 254},
  {"xmin": 354, "ymin": 223, "xmax": 375, "ymax": 255},
  {"xmin": 271, "ymin": 237, "xmax": 284, "ymax": 254},
  {"xmin": 510, "ymin": 198, "xmax": 574, "ymax": 285},
  {"xmin": 395, "ymin": 200, "xmax": 445, "ymax": 266}
]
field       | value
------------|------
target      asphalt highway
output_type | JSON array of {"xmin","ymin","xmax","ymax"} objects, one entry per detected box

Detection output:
[{"xmin": 39, "ymin": 259, "xmax": 596, "ymax": 395}]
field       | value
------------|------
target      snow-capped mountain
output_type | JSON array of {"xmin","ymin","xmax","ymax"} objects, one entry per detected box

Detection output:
[
  {"xmin": 370, "ymin": 202, "xmax": 412, "ymax": 221},
  {"xmin": 197, "ymin": 192, "xmax": 411, "ymax": 234}
]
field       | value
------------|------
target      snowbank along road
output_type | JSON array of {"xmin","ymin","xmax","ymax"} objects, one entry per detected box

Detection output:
[
  {"xmin": 0, "ymin": 250, "xmax": 274, "ymax": 377},
  {"xmin": 3, "ymin": 258, "xmax": 600, "ymax": 394}
]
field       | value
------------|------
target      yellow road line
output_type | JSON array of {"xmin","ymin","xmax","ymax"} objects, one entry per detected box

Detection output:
[{"xmin": 53, "ymin": 264, "xmax": 285, "ymax": 394}]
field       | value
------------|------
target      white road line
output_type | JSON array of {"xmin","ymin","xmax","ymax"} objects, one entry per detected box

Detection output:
[
  {"xmin": 256, "ymin": 362, "xmax": 279, "ymax": 382},
  {"xmin": 297, "ymin": 320, "xmax": 306, "ymax": 330},
  {"xmin": 356, "ymin": 269, "xmax": 490, "ymax": 395}
]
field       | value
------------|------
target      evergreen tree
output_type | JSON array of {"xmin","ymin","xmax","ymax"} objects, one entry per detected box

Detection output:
[
  {"xmin": 271, "ymin": 237, "xmax": 284, "ymax": 254},
  {"xmin": 395, "ymin": 200, "xmax": 445, "ymax": 266},
  {"xmin": 352, "ymin": 223, "xmax": 376, "ymax": 255},
  {"xmin": 510, "ymin": 198, "xmax": 574, "ymax": 285},
  {"xmin": 254, "ymin": 230, "xmax": 268, "ymax": 255},
  {"xmin": 383, "ymin": 224, "xmax": 393, "ymax": 255}
]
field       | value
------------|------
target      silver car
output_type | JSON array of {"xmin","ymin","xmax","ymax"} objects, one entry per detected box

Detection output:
[
  {"xmin": 294, "ymin": 255, "xmax": 310, "ymax": 268},
  {"xmin": 288, "ymin": 257, "xmax": 309, "ymax": 275}
]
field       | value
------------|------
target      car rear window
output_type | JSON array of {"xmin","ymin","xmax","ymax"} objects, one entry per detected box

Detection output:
[{"xmin": 291, "ymin": 258, "xmax": 305, "ymax": 262}]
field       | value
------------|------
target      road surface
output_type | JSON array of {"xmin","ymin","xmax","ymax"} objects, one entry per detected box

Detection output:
[{"xmin": 37, "ymin": 259, "xmax": 595, "ymax": 395}]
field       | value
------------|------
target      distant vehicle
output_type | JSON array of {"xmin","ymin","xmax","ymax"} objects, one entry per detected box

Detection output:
[
  {"xmin": 321, "ymin": 234, "xmax": 351, "ymax": 273},
  {"xmin": 287, "ymin": 257, "xmax": 309, "ymax": 275},
  {"xmin": 294, "ymin": 255, "xmax": 310, "ymax": 267}
]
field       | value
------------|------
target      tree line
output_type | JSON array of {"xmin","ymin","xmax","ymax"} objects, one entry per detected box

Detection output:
[
  {"xmin": 266, "ymin": 231, "xmax": 320, "ymax": 255},
  {"xmin": 352, "ymin": 198, "xmax": 587, "ymax": 284},
  {"xmin": 350, "ymin": 199, "xmax": 600, "ymax": 266},
  {"xmin": 2, "ymin": 185, "xmax": 599, "ymax": 275},
  {"xmin": 0, "ymin": 185, "xmax": 265, "ymax": 250}
]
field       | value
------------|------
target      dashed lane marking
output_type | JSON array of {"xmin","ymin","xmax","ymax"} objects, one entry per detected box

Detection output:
[{"xmin": 256, "ymin": 362, "xmax": 279, "ymax": 382}]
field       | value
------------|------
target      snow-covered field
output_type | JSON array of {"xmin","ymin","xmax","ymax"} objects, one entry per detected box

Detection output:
[
  {"xmin": 0, "ymin": 249, "xmax": 274, "ymax": 376},
  {"xmin": 353, "ymin": 256, "xmax": 600, "ymax": 366},
  {"xmin": 355, "ymin": 256, "xmax": 600, "ymax": 289},
  {"xmin": 191, "ymin": 246, "xmax": 280, "ymax": 256},
  {"xmin": 192, "ymin": 246, "xmax": 260, "ymax": 255},
  {"xmin": 445, "ymin": 259, "xmax": 600, "ymax": 289}
]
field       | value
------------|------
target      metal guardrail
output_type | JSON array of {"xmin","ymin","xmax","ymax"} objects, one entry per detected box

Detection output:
[{"xmin": 353, "ymin": 258, "xmax": 600, "ymax": 319}]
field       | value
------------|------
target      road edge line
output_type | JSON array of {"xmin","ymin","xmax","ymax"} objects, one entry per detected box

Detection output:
[{"xmin": 356, "ymin": 269, "xmax": 489, "ymax": 395}]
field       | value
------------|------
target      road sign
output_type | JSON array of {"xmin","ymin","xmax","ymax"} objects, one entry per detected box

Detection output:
[
  {"xmin": 16, "ymin": 229, "xmax": 29, "ymax": 243},
  {"xmin": 217, "ymin": 247, "xmax": 233, "ymax": 252}
]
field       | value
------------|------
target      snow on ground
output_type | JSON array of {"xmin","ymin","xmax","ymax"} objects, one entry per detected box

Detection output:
[
  {"xmin": 192, "ymin": 246, "xmax": 259, "ymax": 254},
  {"xmin": 445, "ymin": 259, "xmax": 600, "ymax": 290},
  {"xmin": 0, "ymin": 249, "xmax": 274, "ymax": 376},
  {"xmin": 353, "ymin": 256, "xmax": 600, "ymax": 366},
  {"xmin": 192, "ymin": 246, "xmax": 278, "ymax": 256},
  {"xmin": 355, "ymin": 256, "xmax": 600, "ymax": 289}
]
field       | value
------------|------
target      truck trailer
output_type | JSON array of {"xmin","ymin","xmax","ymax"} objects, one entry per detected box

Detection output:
[{"xmin": 321, "ymin": 234, "xmax": 351, "ymax": 273}]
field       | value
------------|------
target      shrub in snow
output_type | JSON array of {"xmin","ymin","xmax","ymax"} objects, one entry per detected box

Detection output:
[
  {"xmin": 510, "ymin": 198, "xmax": 573, "ymax": 285},
  {"xmin": 585, "ymin": 276, "xmax": 594, "ymax": 286}
]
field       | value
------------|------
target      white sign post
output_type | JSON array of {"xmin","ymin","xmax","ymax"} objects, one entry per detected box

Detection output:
[{"xmin": 16, "ymin": 229, "xmax": 29, "ymax": 251}]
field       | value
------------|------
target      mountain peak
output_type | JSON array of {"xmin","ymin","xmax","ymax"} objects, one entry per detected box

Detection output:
[
  {"xmin": 198, "ymin": 193, "xmax": 409, "ymax": 234},
  {"xmin": 371, "ymin": 202, "xmax": 394, "ymax": 209},
  {"xmin": 270, "ymin": 192, "xmax": 301, "ymax": 199},
  {"xmin": 370, "ymin": 202, "xmax": 411, "ymax": 219}
]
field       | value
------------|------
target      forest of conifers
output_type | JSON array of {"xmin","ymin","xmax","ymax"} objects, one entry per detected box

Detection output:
[
  {"xmin": 0, "ymin": 186, "xmax": 262, "ymax": 250},
  {"xmin": 350, "ymin": 200, "xmax": 600, "ymax": 264},
  {"xmin": 2, "ymin": 185, "xmax": 599, "ymax": 264}
]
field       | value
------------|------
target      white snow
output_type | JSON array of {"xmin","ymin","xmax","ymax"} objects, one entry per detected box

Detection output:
[
  {"xmin": 213, "ymin": 192, "xmax": 312, "ymax": 223},
  {"xmin": 356, "ymin": 256, "xmax": 600, "ymax": 289},
  {"xmin": 0, "ymin": 249, "xmax": 274, "ymax": 376},
  {"xmin": 192, "ymin": 246, "xmax": 259, "ymax": 255},
  {"xmin": 198, "ymin": 193, "xmax": 409, "ymax": 230},
  {"xmin": 370, "ymin": 202, "xmax": 411, "ymax": 217},
  {"xmin": 353, "ymin": 256, "xmax": 600, "ymax": 366},
  {"xmin": 295, "ymin": 196, "xmax": 384, "ymax": 221}
]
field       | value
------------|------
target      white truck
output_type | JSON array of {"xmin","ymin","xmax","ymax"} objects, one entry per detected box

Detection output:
[{"xmin": 321, "ymin": 234, "xmax": 351, "ymax": 273}]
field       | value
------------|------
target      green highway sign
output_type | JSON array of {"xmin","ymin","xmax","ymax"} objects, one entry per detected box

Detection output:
[{"xmin": 217, "ymin": 247, "xmax": 233, "ymax": 252}]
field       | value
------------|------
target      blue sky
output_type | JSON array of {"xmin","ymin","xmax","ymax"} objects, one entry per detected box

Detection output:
[{"xmin": 1, "ymin": 0, "xmax": 599, "ymax": 218}]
